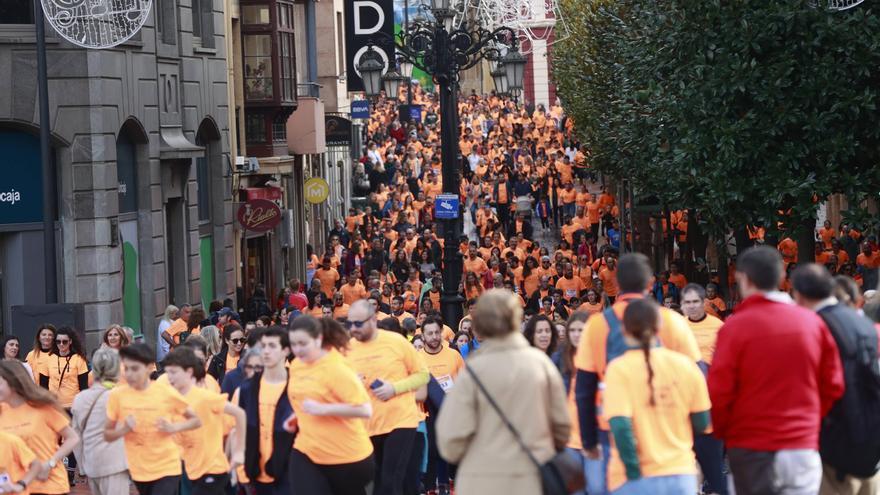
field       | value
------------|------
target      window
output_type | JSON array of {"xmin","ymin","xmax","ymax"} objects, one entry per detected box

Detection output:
[
  {"xmin": 243, "ymin": 34, "xmax": 273, "ymax": 100},
  {"xmin": 245, "ymin": 113, "xmax": 266, "ymax": 143},
  {"xmin": 193, "ymin": 0, "xmax": 215, "ymax": 47},
  {"xmin": 157, "ymin": 0, "xmax": 177, "ymax": 45},
  {"xmin": 277, "ymin": 2, "xmax": 291, "ymax": 28},
  {"xmin": 116, "ymin": 132, "xmax": 139, "ymax": 214},
  {"xmin": 241, "ymin": 5, "xmax": 270, "ymax": 25},
  {"xmin": 272, "ymin": 116, "xmax": 286, "ymax": 142},
  {"xmin": 0, "ymin": 0, "xmax": 33, "ymax": 23},
  {"xmin": 279, "ymin": 31, "xmax": 295, "ymax": 101},
  {"xmin": 195, "ymin": 155, "xmax": 211, "ymax": 222}
]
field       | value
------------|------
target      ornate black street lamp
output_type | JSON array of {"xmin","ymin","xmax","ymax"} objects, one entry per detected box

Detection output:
[{"xmin": 359, "ymin": 2, "xmax": 526, "ymax": 328}]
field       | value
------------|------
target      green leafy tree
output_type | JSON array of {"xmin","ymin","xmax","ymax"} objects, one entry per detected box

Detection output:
[{"xmin": 554, "ymin": 0, "xmax": 880, "ymax": 260}]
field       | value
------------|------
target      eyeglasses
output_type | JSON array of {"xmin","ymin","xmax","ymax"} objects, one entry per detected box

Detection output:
[
  {"xmin": 244, "ymin": 365, "xmax": 264, "ymax": 372},
  {"xmin": 229, "ymin": 338, "xmax": 246, "ymax": 345},
  {"xmin": 346, "ymin": 319, "xmax": 369, "ymax": 329},
  {"xmin": 56, "ymin": 338, "xmax": 71, "ymax": 345}
]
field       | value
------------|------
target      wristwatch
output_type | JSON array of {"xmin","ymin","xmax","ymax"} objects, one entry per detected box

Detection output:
[
  {"xmin": 46, "ymin": 459, "xmax": 57, "ymax": 468},
  {"xmin": 14, "ymin": 479, "xmax": 28, "ymax": 491}
]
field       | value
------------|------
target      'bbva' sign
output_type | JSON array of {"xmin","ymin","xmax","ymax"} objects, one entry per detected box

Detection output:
[{"xmin": 345, "ymin": 0, "xmax": 395, "ymax": 92}]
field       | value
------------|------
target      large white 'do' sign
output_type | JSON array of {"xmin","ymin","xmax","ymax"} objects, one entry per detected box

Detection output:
[{"xmin": 42, "ymin": 0, "xmax": 153, "ymax": 49}]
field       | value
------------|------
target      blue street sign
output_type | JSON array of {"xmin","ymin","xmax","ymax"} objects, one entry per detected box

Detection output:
[
  {"xmin": 434, "ymin": 193, "xmax": 460, "ymax": 219},
  {"xmin": 351, "ymin": 100, "xmax": 370, "ymax": 119},
  {"xmin": 409, "ymin": 104, "xmax": 422, "ymax": 123}
]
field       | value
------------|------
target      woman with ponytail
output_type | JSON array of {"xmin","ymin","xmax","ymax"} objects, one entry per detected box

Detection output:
[
  {"xmin": 284, "ymin": 315, "xmax": 375, "ymax": 495},
  {"xmin": 601, "ymin": 298, "xmax": 712, "ymax": 495}
]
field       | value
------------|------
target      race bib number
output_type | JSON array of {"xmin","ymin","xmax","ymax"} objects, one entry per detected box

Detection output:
[{"xmin": 437, "ymin": 374, "xmax": 454, "ymax": 392}]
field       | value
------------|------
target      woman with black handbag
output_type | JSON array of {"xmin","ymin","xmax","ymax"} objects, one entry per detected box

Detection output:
[{"xmin": 436, "ymin": 289, "xmax": 584, "ymax": 495}]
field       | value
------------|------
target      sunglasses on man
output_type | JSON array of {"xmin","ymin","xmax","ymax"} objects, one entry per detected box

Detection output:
[{"xmin": 345, "ymin": 318, "xmax": 370, "ymax": 330}]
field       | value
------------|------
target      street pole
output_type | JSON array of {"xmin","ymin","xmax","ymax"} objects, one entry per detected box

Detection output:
[
  {"xmin": 435, "ymin": 25, "xmax": 464, "ymax": 330},
  {"xmin": 404, "ymin": 0, "xmax": 412, "ymax": 106},
  {"xmin": 34, "ymin": 1, "xmax": 57, "ymax": 303}
]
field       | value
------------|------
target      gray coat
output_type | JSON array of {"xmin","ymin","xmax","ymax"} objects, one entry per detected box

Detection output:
[{"xmin": 436, "ymin": 333, "xmax": 570, "ymax": 495}]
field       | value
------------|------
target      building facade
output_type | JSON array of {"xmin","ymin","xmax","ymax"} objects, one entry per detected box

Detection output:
[{"xmin": 0, "ymin": 0, "xmax": 234, "ymax": 349}]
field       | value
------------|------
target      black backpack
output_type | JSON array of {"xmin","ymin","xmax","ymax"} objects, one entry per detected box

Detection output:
[{"xmin": 818, "ymin": 305, "xmax": 880, "ymax": 479}]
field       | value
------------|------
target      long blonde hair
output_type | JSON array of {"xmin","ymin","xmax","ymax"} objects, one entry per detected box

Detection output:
[{"xmin": 0, "ymin": 361, "xmax": 64, "ymax": 412}]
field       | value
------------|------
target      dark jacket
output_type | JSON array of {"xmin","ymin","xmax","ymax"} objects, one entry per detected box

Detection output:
[
  {"xmin": 817, "ymin": 303, "xmax": 880, "ymax": 478},
  {"xmin": 238, "ymin": 372, "xmax": 295, "ymax": 482},
  {"xmin": 220, "ymin": 361, "xmax": 244, "ymax": 400},
  {"xmin": 208, "ymin": 347, "xmax": 229, "ymax": 384}
]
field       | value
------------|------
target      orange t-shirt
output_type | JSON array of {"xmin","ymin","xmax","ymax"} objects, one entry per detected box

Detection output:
[
  {"xmin": 288, "ymin": 350, "xmax": 374, "ymax": 465},
  {"xmin": 0, "ymin": 431, "xmax": 37, "ymax": 493},
  {"xmin": 0, "ymin": 403, "xmax": 70, "ymax": 494},
  {"xmin": 37, "ymin": 353, "xmax": 89, "ymax": 408},
  {"xmin": 586, "ymin": 202, "xmax": 601, "ymax": 225},
  {"xmin": 105, "ymin": 382, "xmax": 191, "ymax": 482},
  {"xmin": 177, "ymin": 387, "xmax": 230, "ymax": 479},
  {"xmin": 340, "ymin": 282, "xmax": 368, "ymax": 305},
  {"xmin": 463, "ymin": 256, "xmax": 489, "ymax": 277},
  {"xmin": 556, "ymin": 276, "xmax": 584, "ymax": 301},
  {"xmin": 668, "ymin": 273, "xmax": 687, "ymax": 290},
  {"xmin": 599, "ymin": 267, "xmax": 619, "ymax": 297},
  {"xmin": 420, "ymin": 345, "xmax": 464, "ymax": 392},
  {"xmin": 346, "ymin": 331, "xmax": 428, "ymax": 436},
  {"xmin": 315, "ymin": 268, "xmax": 341, "ymax": 298}
]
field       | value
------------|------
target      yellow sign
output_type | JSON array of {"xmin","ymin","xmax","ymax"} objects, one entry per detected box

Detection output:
[{"xmin": 304, "ymin": 177, "xmax": 330, "ymax": 204}]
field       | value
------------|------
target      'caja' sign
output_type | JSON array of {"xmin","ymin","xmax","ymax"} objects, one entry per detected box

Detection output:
[{"xmin": 345, "ymin": 0, "xmax": 395, "ymax": 92}]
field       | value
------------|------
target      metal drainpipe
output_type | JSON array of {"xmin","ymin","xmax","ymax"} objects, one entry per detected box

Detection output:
[{"xmin": 305, "ymin": 0, "xmax": 318, "ymax": 96}]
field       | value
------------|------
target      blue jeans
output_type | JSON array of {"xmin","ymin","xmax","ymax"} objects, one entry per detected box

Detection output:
[
  {"xmin": 585, "ymin": 429, "xmax": 611, "ymax": 495},
  {"xmin": 612, "ymin": 474, "xmax": 697, "ymax": 495},
  {"xmin": 566, "ymin": 448, "xmax": 589, "ymax": 495},
  {"xmin": 694, "ymin": 433, "xmax": 727, "ymax": 494}
]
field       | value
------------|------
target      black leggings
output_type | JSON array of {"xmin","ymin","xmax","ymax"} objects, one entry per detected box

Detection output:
[
  {"xmin": 192, "ymin": 472, "xmax": 230, "ymax": 495},
  {"xmin": 134, "ymin": 475, "xmax": 181, "ymax": 495},
  {"xmin": 371, "ymin": 428, "xmax": 417, "ymax": 495},
  {"xmin": 289, "ymin": 449, "xmax": 375, "ymax": 495}
]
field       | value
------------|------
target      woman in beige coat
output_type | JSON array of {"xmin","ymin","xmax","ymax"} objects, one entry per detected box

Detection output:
[
  {"xmin": 436, "ymin": 289, "xmax": 571, "ymax": 495},
  {"xmin": 71, "ymin": 348, "xmax": 129, "ymax": 494}
]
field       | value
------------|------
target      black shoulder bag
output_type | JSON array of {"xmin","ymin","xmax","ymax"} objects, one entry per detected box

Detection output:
[{"xmin": 465, "ymin": 364, "xmax": 586, "ymax": 495}]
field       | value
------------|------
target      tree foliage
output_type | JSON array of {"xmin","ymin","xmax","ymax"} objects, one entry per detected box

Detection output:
[{"xmin": 553, "ymin": 0, "xmax": 880, "ymax": 240}]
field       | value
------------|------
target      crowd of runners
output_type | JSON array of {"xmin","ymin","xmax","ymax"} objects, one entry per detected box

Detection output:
[{"xmin": 1, "ymin": 88, "xmax": 879, "ymax": 495}]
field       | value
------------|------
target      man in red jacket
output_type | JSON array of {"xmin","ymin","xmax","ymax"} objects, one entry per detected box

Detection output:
[{"xmin": 708, "ymin": 246, "xmax": 844, "ymax": 495}]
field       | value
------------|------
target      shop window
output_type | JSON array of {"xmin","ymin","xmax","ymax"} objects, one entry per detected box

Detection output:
[{"xmin": 244, "ymin": 34, "xmax": 273, "ymax": 100}]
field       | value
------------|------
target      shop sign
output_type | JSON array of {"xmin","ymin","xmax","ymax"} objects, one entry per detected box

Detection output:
[
  {"xmin": 243, "ymin": 186, "xmax": 283, "ymax": 201},
  {"xmin": 304, "ymin": 177, "xmax": 330, "ymax": 204},
  {"xmin": 237, "ymin": 199, "xmax": 282, "ymax": 232},
  {"xmin": 345, "ymin": 0, "xmax": 395, "ymax": 92},
  {"xmin": 0, "ymin": 132, "xmax": 43, "ymax": 225},
  {"xmin": 325, "ymin": 115, "xmax": 352, "ymax": 146},
  {"xmin": 351, "ymin": 100, "xmax": 370, "ymax": 119}
]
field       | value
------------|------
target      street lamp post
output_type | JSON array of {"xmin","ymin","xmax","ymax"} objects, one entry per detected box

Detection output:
[{"xmin": 358, "ymin": 3, "xmax": 526, "ymax": 329}]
